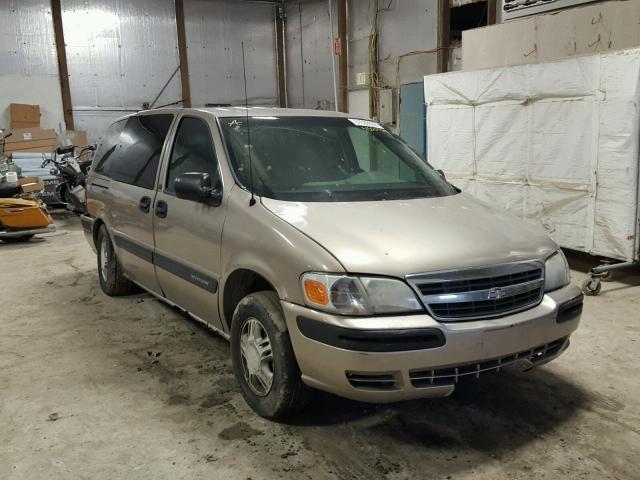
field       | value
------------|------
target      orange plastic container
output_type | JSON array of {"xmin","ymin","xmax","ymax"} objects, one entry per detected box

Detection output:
[{"xmin": 0, "ymin": 198, "xmax": 53, "ymax": 229}]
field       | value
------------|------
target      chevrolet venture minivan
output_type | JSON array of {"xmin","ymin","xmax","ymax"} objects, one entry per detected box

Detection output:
[{"xmin": 81, "ymin": 107, "xmax": 583, "ymax": 419}]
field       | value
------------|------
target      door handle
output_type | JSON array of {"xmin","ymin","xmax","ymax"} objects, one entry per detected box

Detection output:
[
  {"xmin": 155, "ymin": 200, "xmax": 168, "ymax": 218},
  {"xmin": 139, "ymin": 196, "xmax": 151, "ymax": 213}
]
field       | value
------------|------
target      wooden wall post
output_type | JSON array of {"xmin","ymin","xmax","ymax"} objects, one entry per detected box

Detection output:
[
  {"xmin": 487, "ymin": 0, "xmax": 497, "ymax": 25},
  {"xmin": 51, "ymin": 0, "xmax": 74, "ymax": 130},
  {"xmin": 337, "ymin": 0, "xmax": 348, "ymax": 113},
  {"xmin": 437, "ymin": 0, "xmax": 450, "ymax": 73},
  {"xmin": 275, "ymin": 3, "xmax": 287, "ymax": 108},
  {"xmin": 175, "ymin": 0, "xmax": 191, "ymax": 108}
]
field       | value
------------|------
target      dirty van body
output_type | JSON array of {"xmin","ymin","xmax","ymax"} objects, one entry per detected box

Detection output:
[{"xmin": 81, "ymin": 107, "xmax": 583, "ymax": 419}]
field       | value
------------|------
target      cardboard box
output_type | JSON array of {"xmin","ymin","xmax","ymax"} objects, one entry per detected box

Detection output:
[
  {"xmin": 10, "ymin": 103, "xmax": 41, "ymax": 129},
  {"xmin": 4, "ymin": 128, "xmax": 57, "ymax": 155},
  {"xmin": 18, "ymin": 176, "xmax": 45, "ymax": 194}
]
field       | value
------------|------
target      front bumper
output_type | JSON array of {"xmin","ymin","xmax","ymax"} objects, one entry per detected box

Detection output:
[{"xmin": 283, "ymin": 283, "xmax": 583, "ymax": 403}]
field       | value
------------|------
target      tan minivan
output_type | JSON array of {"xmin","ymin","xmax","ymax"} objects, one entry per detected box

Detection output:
[{"xmin": 81, "ymin": 107, "xmax": 583, "ymax": 419}]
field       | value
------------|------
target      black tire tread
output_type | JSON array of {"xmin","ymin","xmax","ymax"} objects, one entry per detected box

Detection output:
[
  {"xmin": 230, "ymin": 290, "xmax": 310, "ymax": 420},
  {"xmin": 97, "ymin": 226, "xmax": 138, "ymax": 296},
  {"xmin": 258, "ymin": 291, "xmax": 311, "ymax": 417}
]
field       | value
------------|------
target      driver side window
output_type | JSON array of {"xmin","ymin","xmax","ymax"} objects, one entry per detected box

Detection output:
[{"xmin": 166, "ymin": 117, "xmax": 220, "ymax": 194}]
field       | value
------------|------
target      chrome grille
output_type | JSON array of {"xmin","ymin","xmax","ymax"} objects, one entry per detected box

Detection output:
[
  {"xmin": 410, "ymin": 337, "xmax": 568, "ymax": 388},
  {"xmin": 417, "ymin": 268, "xmax": 542, "ymax": 296},
  {"xmin": 407, "ymin": 261, "xmax": 544, "ymax": 321}
]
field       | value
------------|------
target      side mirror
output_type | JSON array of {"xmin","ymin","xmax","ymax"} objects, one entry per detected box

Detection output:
[
  {"xmin": 436, "ymin": 169, "xmax": 446, "ymax": 180},
  {"xmin": 174, "ymin": 172, "xmax": 222, "ymax": 207}
]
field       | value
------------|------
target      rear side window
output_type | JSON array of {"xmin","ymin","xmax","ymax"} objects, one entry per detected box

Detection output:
[
  {"xmin": 165, "ymin": 117, "xmax": 220, "ymax": 194},
  {"xmin": 93, "ymin": 119, "xmax": 126, "ymax": 173},
  {"xmin": 98, "ymin": 114, "xmax": 174, "ymax": 189}
]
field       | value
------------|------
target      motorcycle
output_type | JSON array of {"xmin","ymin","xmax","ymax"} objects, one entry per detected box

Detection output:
[
  {"xmin": 41, "ymin": 144, "xmax": 95, "ymax": 214},
  {"xmin": 0, "ymin": 129, "xmax": 55, "ymax": 243}
]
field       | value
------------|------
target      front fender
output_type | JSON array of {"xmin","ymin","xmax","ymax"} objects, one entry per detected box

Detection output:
[{"xmin": 220, "ymin": 186, "xmax": 344, "ymax": 306}]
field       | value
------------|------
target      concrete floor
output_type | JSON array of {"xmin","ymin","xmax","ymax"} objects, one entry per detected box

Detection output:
[{"xmin": 1, "ymin": 214, "xmax": 638, "ymax": 480}]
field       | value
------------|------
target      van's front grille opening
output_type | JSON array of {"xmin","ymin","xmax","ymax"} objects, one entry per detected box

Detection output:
[
  {"xmin": 409, "ymin": 337, "xmax": 568, "ymax": 388},
  {"xmin": 407, "ymin": 262, "xmax": 545, "ymax": 321},
  {"xmin": 417, "ymin": 268, "xmax": 542, "ymax": 296},
  {"xmin": 346, "ymin": 372, "xmax": 399, "ymax": 391},
  {"xmin": 429, "ymin": 286, "xmax": 541, "ymax": 319}
]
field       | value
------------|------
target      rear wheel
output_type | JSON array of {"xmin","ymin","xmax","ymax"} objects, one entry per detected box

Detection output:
[
  {"xmin": 230, "ymin": 291, "xmax": 310, "ymax": 420},
  {"xmin": 97, "ymin": 226, "xmax": 137, "ymax": 296},
  {"xmin": 0, "ymin": 234, "xmax": 34, "ymax": 243}
]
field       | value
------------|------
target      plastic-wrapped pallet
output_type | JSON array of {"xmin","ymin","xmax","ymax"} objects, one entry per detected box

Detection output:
[{"xmin": 424, "ymin": 48, "xmax": 640, "ymax": 261}]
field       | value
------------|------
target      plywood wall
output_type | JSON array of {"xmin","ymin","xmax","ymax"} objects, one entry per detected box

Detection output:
[{"xmin": 462, "ymin": 0, "xmax": 640, "ymax": 71}]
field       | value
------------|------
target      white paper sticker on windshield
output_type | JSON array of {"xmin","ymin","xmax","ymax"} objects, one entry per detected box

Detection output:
[{"xmin": 348, "ymin": 118, "xmax": 384, "ymax": 130}]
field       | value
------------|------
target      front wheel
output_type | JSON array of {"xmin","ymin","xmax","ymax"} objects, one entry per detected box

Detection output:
[{"xmin": 230, "ymin": 291, "xmax": 310, "ymax": 420}]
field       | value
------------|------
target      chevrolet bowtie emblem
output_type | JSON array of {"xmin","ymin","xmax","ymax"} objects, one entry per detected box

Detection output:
[{"xmin": 487, "ymin": 287, "xmax": 504, "ymax": 300}]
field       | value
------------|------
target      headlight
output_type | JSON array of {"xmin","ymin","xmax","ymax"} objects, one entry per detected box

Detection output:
[
  {"xmin": 544, "ymin": 250, "xmax": 570, "ymax": 292},
  {"xmin": 301, "ymin": 273, "xmax": 423, "ymax": 316}
]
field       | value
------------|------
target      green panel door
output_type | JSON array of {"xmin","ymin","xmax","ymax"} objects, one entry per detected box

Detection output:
[{"xmin": 399, "ymin": 83, "xmax": 426, "ymax": 159}]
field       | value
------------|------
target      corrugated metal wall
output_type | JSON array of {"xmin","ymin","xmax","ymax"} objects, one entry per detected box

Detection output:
[
  {"xmin": 283, "ymin": 0, "xmax": 439, "ymax": 114},
  {"xmin": 0, "ymin": 0, "xmax": 58, "ymax": 76},
  {"xmin": 1, "ymin": 0, "xmax": 439, "ymax": 141},
  {"xmin": 285, "ymin": 0, "xmax": 337, "ymax": 110},
  {"xmin": 59, "ymin": 0, "xmax": 278, "ymax": 141},
  {"xmin": 62, "ymin": 0, "xmax": 182, "ymax": 141},
  {"xmin": 0, "ymin": 0, "xmax": 64, "ymax": 129},
  {"xmin": 185, "ymin": 0, "xmax": 278, "ymax": 107},
  {"xmin": 349, "ymin": 0, "xmax": 439, "ymax": 89}
]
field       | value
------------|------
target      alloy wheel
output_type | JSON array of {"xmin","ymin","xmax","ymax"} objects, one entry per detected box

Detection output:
[
  {"xmin": 239, "ymin": 318, "xmax": 274, "ymax": 396},
  {"xmin": 100, "ymin": 236, "xmax": 109, "ymax": 282}
]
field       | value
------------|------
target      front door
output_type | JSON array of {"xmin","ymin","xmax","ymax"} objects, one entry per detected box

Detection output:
[{"xmin": 153, "ymin": 114, "xmax": 227, "ymax": 330}]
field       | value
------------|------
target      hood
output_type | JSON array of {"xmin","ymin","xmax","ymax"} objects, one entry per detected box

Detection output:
[{"xmin": 261, "ymin": 193, "xmax": 557, "ymax": 277}]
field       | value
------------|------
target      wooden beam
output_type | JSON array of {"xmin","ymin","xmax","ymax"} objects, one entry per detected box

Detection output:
[
  {"xmin": 175, "ymin": 0, "xmax": 191, "ymax": 108},
  {"xmin": 275, "ymin": 4, "xmax": 287, "ymax": 108},
  {"xmin": 437, "ymin": 0, "xmax": 451, "ymax": 73},
  {"xmin": 337, "ymin": 0, "xmax": 348, "ymax": 113},
  {"xmin": 50, "ymin": 0, "xmax": 74, "ymax": 130},
  {"xmin": 487, "ymin": 0, "xmax": 497, "ymax": 26}
]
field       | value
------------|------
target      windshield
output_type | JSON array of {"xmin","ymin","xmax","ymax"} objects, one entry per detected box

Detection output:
[{"xmin": 219, "ymin": 116, "xmax": 457, "ymax": 202}]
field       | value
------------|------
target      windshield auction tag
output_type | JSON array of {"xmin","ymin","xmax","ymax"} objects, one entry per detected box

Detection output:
[{"xmin": 349, "ymin": 118, "xmax": 384, "ymax": 130}]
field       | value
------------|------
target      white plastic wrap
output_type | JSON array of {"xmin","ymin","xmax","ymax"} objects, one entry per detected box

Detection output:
[{"xmin": 425, "ymin": 48, "xmax": 640, "ymax": 261}]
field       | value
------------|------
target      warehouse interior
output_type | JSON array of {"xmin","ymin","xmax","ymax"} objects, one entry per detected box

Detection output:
[{"xmin": 1, "ymin": 0, "xmax": 639, "ymax": 479}]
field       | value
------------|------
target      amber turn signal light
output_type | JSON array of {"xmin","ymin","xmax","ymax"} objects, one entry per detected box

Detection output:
[{"xmin": 303, "ymin": 279, "xmax": 329, "ymax": 305}]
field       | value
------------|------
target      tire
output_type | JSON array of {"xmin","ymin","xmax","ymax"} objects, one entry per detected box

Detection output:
[
  {"xmin": 230, "ymin": 291, "xmax": 310, "ymax": 420},
  {"xmin": 96, "ymin": 225, "xmax": 137, "ymax": 296},
  {"xmin": 581, "ymin": 277, "xmax": 602, "ymax": 296},
  {"xmin": 599, "ymin": 270, "xmax": 614, "ymax": 282},
  {"xmin": 1, "ymin": 234, "xmax": 34, "ymax": 243}
]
